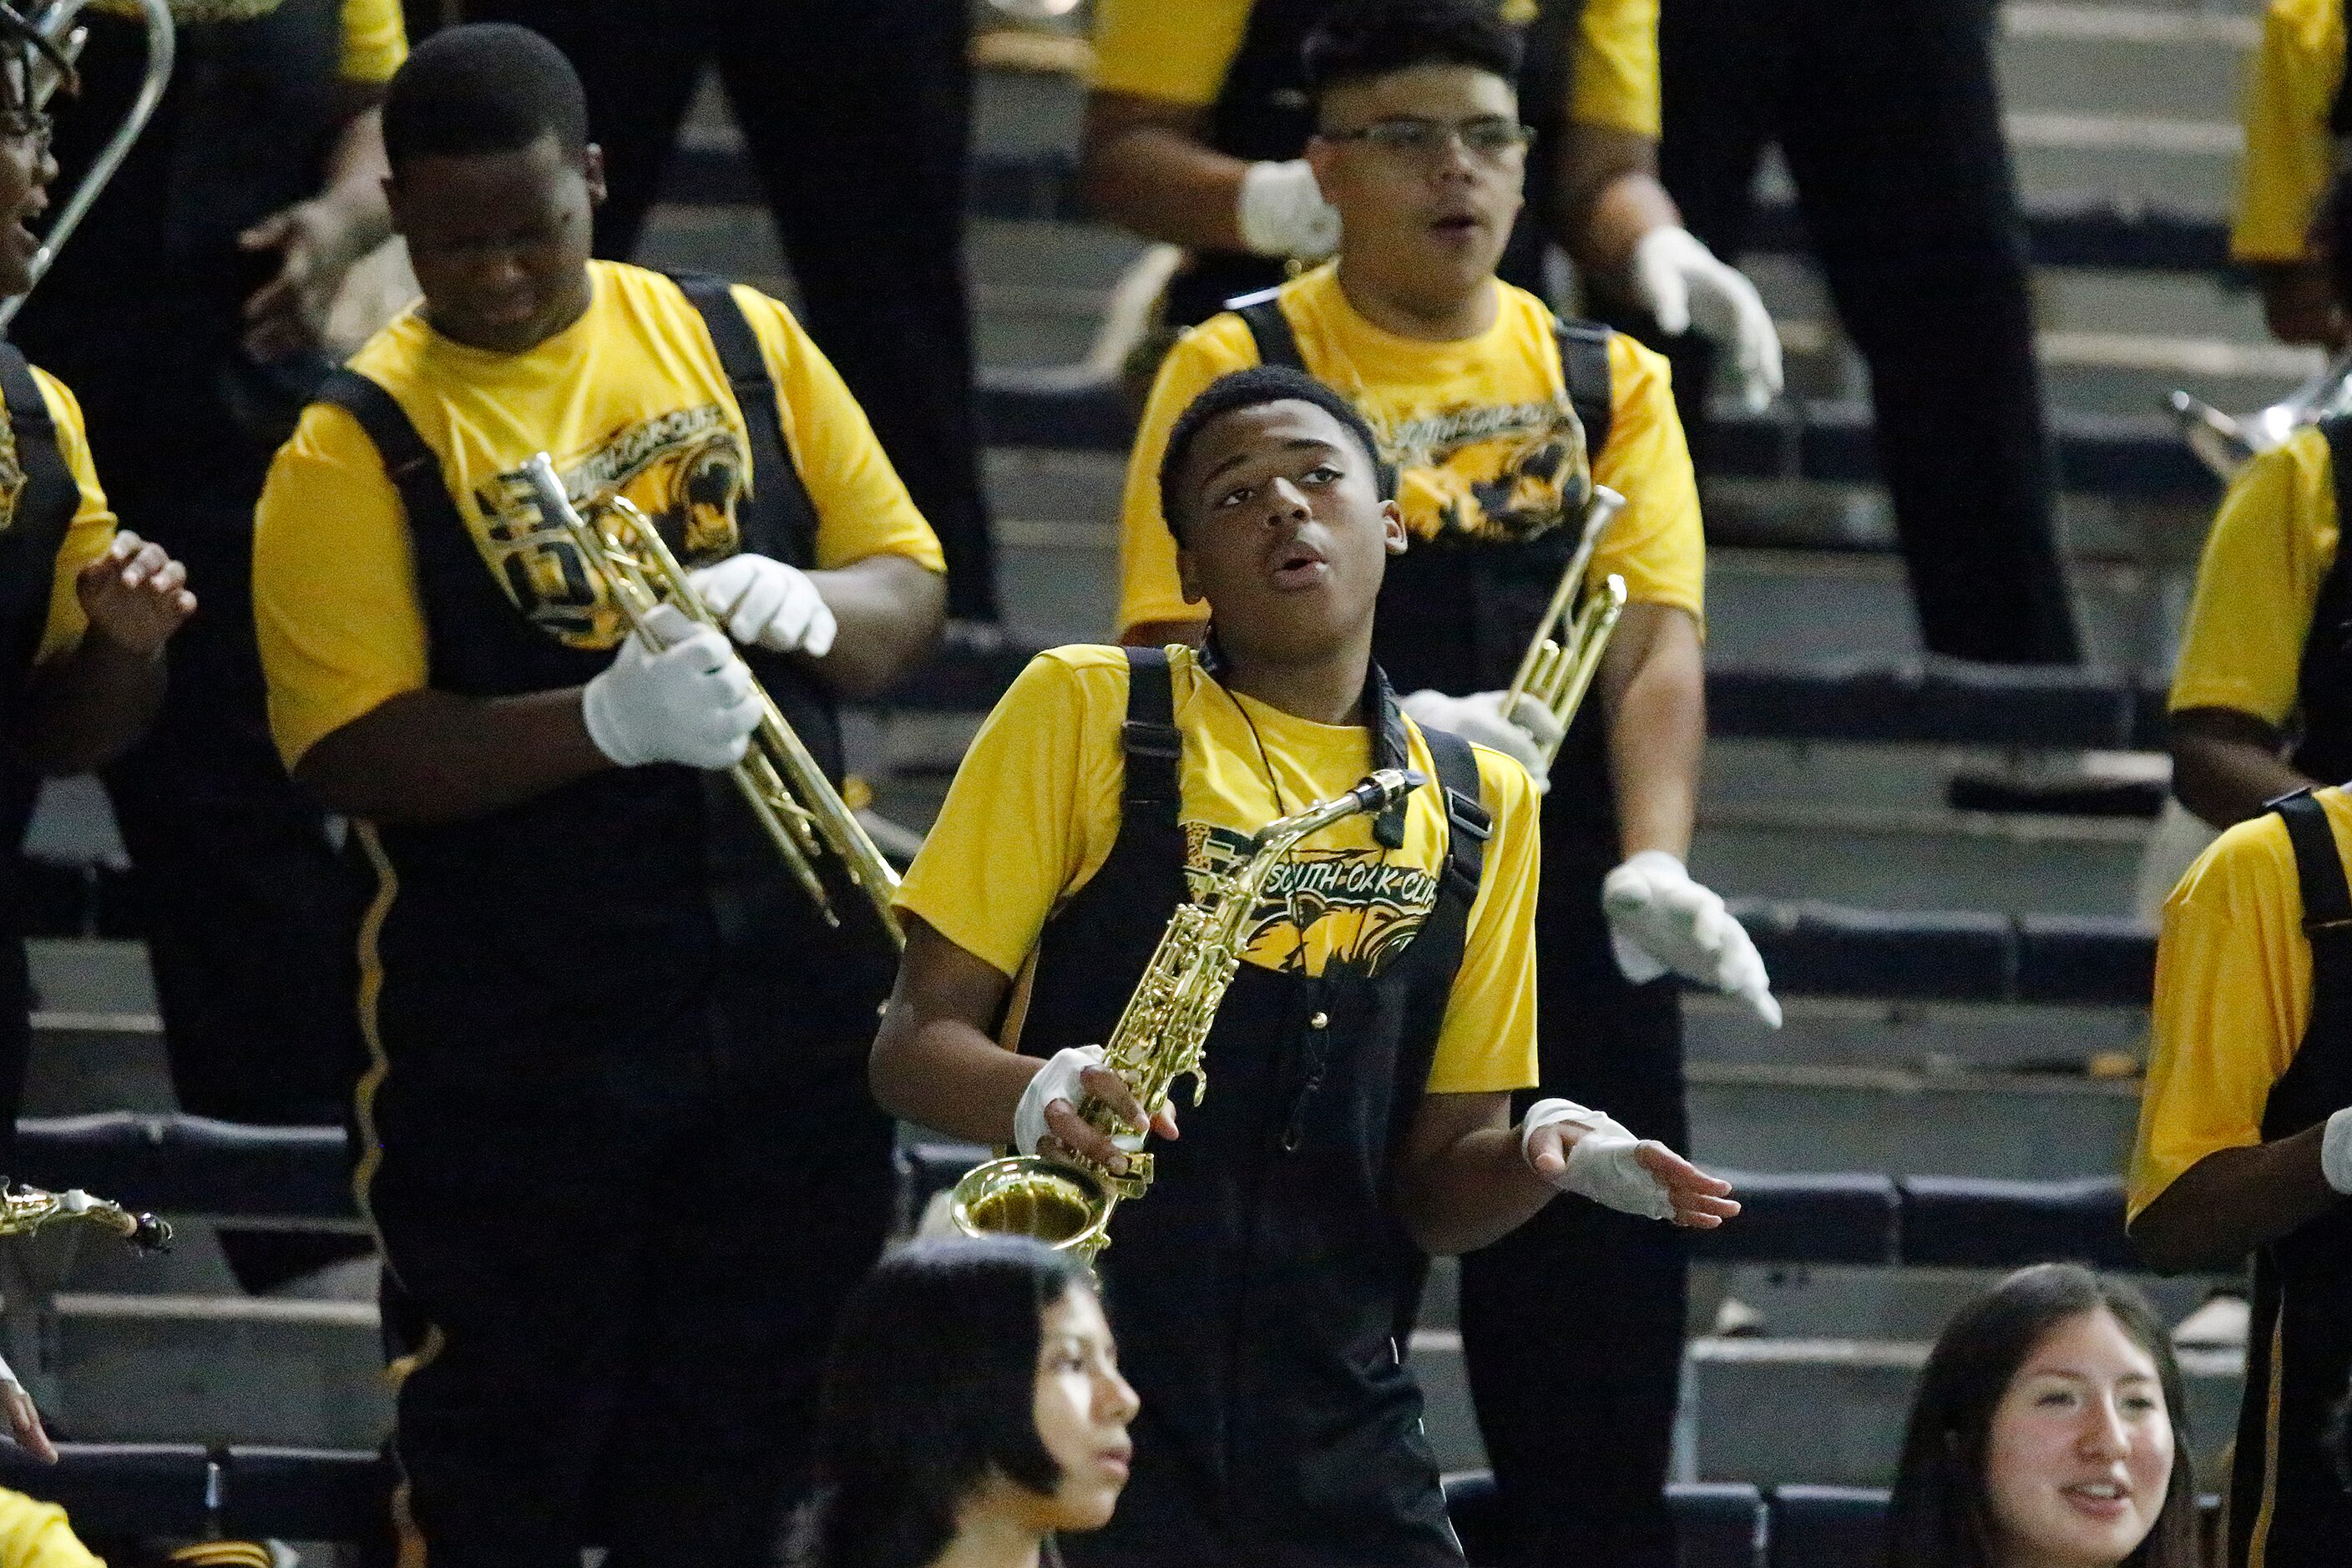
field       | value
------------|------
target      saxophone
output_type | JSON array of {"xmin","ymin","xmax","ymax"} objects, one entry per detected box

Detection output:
[
  {"xmin": 0, "ymin": 1184, "xmax": 169, "ymax": 1251},
  {"xmin": 949, "ymin": 766, "xmax": 1425, "ymax": 1262}
]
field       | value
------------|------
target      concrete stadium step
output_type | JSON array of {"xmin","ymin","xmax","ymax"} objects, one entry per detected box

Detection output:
[
  {"xmin": 41, "ymin": 1293, "xmax": 388, "ymax": 1450},
  {"xmin": 1684, "ymin": 994, "xmax": 2148, "ymax": 1075},
  {"xmin": 1695, "ymin": 1261, "xmax": 2216, "ymax": 1346},
  {"xmin": 1997, "ymin": 4, "xmax": 2254, "ymax": 124},
  {"xmin": 1689, "ymin": 1064, "xmax": 2142, "ymax": 1180},
  {"xmin": 1679, "ymin": 1334, "xmax": 2241, "ymax": 1487},
  {"xmin": 1696, "ymin": 807, "xmax": 2148, "ymax": 915}
]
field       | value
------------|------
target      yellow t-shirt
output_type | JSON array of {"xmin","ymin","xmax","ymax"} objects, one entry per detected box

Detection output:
[
  {"xmin": 895, "ymin": 643, "xmax": 1543, "ymax": 1095},
  {"xmin": 2132, "ymin": 785, "xmax": 2352, "ymax": 1217},
  {"xmin": 338, "ymin": 0, "xmax": 407, "ymax": 83},
  {"xmin": 1090, "ymin": 0, "xmax": 1661, "ymax": 140},
  {"xmin": 2233, "ymin": 0, "xmax": 2344, "ymax": 265},
  {"xmin": 253, "ymin": 260, "xmax": 945, "ymax": 769},
  {"xmin": 0, "ymin": 1488, "xmax": 102, "ymax": 1568},
  {"xmin": 1116, "ymin": 265, "xmax": 1702, "ymax": 638},
  {"xmin": 13, "ymin": 366, "xmax": 123, "ymax": 670},
  {"xmin": 2167, "ymin": 426, "xmax": 2336, "ymax": 726}
]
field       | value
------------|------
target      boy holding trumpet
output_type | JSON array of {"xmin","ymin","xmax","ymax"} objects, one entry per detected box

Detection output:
[
  {"xmin": 1111, "ymin": 3, "xmax": 1773, "ymax": 1562},
  {"xmin": 250, "ymin": 24, "xmax": 943, "ymax": 1568}
]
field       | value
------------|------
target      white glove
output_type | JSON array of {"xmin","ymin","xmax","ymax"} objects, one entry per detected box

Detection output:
[
  {"xmin": 686, "ymin": 554, "xmax": 837, "ymax": 658},
  {"xmin": 581, "ymin": 602, "xmax": 761, "ymax": 770},
  {"xmin": 1016, "ymin": 1044, "xmax": 1146, "ymax": 1158},
  {"xmin": 1601, "ymin": 849, "xmax": 1782, "ymax": 1027},
  {"xmin": 2324, "ymin": 1107, "xmax": 2352, "ymax": 1195},
  {"xmin": 1399, "ymin": 688, "xmax": 1563, "ymax": 792},
  {"xmin": 1629, "ymin": 225, "xmax": 1783, "ymax": 415},
  {"xmin": 1237, "ymin": 158, "xmax": 1342, "ymax": 260},
  {"xmin": 1521, "ymin": 1097, "xmax": 1675, "ymax": 1220}
]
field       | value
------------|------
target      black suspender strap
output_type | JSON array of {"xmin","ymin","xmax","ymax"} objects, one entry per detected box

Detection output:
[
  {"xmin": 315, "ymin": 367, "xmax": 469, "ymax": 539},
  {"xmin": 1231, "ymin": 287, "xmax": 1306, "ymax": 372},
  {"xmin": 668, "ymin": 271, "xmax": 823, "ymax": 565},
  {"xmin": 2273, "ymin": 790, "xmax": 2352, "ymax": 1038},
  {"xmin": 0, "ymin": 345, "xmax": 78, "ymax": 546},
  {"xmin": 1556, "ymin": 319, "xmax": 1614, "ymax": 462},
  {"xmin": 1418, "ymin": 726, "xmax": 1490, "ymax": 904},
  {"xmin": 2326, "ymin": 416, "xmax": 2352, "ymax": 549},
  {"xmin": 1120, "ymin": 646, "xmax": 1185, "ymax": 827}
]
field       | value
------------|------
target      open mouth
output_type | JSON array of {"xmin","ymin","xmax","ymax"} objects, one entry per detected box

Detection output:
[
  {"xmin": 2060, "ymin": 1480, "xmax": 2130, "ymax": 1518},
  {"xmin": 1267, "ymin": 538, "xmax": 1330, "ymax": 590},
  {"xmin": 1430, "ymin": 211, "xmax": 1483, "ymax": 240}
]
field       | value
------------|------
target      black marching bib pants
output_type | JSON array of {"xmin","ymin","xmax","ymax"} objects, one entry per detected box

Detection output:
[
  {"xmin": 1035, "ymin": 650, "xmax": 1488, "ymax": 1568},
  {"xmin": 1166, "ymin": 0, "xmax": 1577, "ymax": 328},
  {"xmin": 0, "ymin": 346, "xmax": 95, "ymax": 1177},
  {"xmin": 320, "ymin": 276, "xmax": 898, "ymax": 1568},
  {"xmin": 1239, "ymin": 301, "xmax": 1689, "ymax": 1568},
  {"xmin": 2231, "ymin": 792, "xmax": 2352, "ymax": 1568}
]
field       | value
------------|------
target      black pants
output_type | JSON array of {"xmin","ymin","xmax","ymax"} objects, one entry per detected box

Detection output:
[
  {"xmin": 8, "ymin": 290, "xmax": 372, "ymax": 1291},
  {"xmin": 371, "ymin": 1029, "xmax": 895, "ymax": 1568},
  {"xmin": 457, "ymin": 0, "xmax": 999, "ymax": 621},
  {"xmin": 1655, "ymin": 0, "xmax": 2080, "ymax": 665},
  {"xmin": 1457, "ymin": 842, "xmax": 1687, "ymax": 1568}
]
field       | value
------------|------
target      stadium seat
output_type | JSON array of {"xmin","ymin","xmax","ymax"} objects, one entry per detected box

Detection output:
[
  {"xmin": 1688, "ymin": 1172, "xmax": 1899, "ymax": 1266},
  {"xmin": 0, "ymin": 1444, "xmax": 214, "ymax": 1539},
  {"xmin": 1706, "ymin": 660, "xmax": 2138, "ymax": 749},
  {"xmin": 2012, "ymin": 914, "xmax": 2157, "ymax": 1007},
  {"xmin": 13, "ymin": 1114, "xmax": 356, "ymax": 1223},
  {"xmin": 894, "ymin": 1140, "xmax": 991, "ymax": 1229},
  {"xmin": 1727, "ymin": 903, "xmax": 2013, "ymax": 1002},
  {"xmin": 1767, "ymin": 1485, "xmax": 1889, "ymax": 1568},
  {"xmin": 216, "ymin": 1446, "xmax": 391, "ymax": 1543},
  {"xmin": 1897, "ymin": 1175, "xmax": 2138, "ymax": 1272}
]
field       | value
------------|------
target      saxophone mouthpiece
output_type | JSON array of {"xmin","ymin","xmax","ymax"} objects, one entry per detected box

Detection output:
[
  {"xmin": 128, "ymin": 1213, "xmax": 172, "ymax": 1253},
  {"xmin": 1358, "ymin": 767, "xmax": 1425, "ymax": 810}
]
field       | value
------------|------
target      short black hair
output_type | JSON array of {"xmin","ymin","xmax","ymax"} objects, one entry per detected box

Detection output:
[
  {"xmin": 786, "ymin": 1237, "xmax": 1095, "ymax": 1568},
  {"xmin": 1157, "ymin": 365, "xmax": 1391, "ymax": 544},
  {"xmin": 0, "ymin": 5, "xmax": 75, "ymax": 118},
  {"xmin": 1302, "ymin": 0, "xmax": 1524, "ymax": 109},
  {"xmin": 383, "ymin": 23, "xmax": 588, "ymax": 169}
]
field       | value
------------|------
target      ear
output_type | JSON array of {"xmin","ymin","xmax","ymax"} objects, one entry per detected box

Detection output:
[
  {"xmin": 1380, "ymin": 499, "xmax": 1408, "ymax": 555},
  {"xmin": 1177, "ymin": 544, "xmax": 1205, "ymax": 605},
  {"xmin": 584, "ymin": 143, "xmax": 609, "ymax": 207}
]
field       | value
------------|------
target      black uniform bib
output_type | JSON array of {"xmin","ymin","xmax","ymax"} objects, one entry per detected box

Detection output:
[
  {"xmin": 316, "ymin": 274, "xmax": 894, "ymax": 1066},
  {"xmin": 1030, "ymin": 648, "xmax": 1489, "ymax": 1568},
  {"xmin": 2232, "ymin": 790, "xmax": 2352, "ymax": 1568},
  {"xmin": 0, "ymin": 346, "xmax": 90, "ymax": 1175},
  {"xmin": 1167, "ymin": 0, "xmax": 1577, "ymax": 327},
  {"xmin": 2292, "ymin": 418, "xmax": 2352, "ymax": 781}
]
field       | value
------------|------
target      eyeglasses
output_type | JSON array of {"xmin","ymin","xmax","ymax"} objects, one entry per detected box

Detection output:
[
  {"xmin": 1319, "ymin": 117, "xmax": 1535, "ymax": 164},
  {"xmin": 0, "ymin": 106, "xmax": 51, "ymax": 146}
]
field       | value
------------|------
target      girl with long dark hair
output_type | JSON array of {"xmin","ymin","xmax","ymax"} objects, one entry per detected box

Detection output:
[
  {"xmin": 1888, "ymin": 1262, "xmax": 2198, "ymax": 1568},
  {"xmin": 790, "ymin": 1237, "xmax": 1139, "ymax": 1568}
]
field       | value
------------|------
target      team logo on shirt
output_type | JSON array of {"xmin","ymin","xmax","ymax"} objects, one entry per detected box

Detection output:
[
  {"xmin": 0, "ymin": 416, "xmax": 23, "ymax": 536},
  {"xmin": 466, "ymin": 404, "xmax": 749, "ymax": 649},
  {"xmin": 1383, "ymin": 396, "xmax": 1591, "ymax": 547},
  {"xmin": 1186, "ymin": 822, "xmax": 1438, "ymax": 979}
]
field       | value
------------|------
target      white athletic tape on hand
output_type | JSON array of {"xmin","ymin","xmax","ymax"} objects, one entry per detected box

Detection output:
[{"xmin": 1520, "ymin": 1097, "xmax": 1676, "ymax": 1222}]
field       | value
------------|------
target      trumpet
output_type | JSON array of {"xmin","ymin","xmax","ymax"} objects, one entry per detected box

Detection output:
[
  {"xmin": 0, "ymin": 1182, "xmax": 169, "ymax": 1251},
  {"xmin": 950, "ymin": 768, "xmax": 1425, "ymax": 1262},
  {"xmin": 2168, "ymin": 352, "xmax": 2352, "ymax": 480},
  {"xmin": 1503, "ymin": 484, "xmax": 1630, "ymax": 770},
  {"xmin": 0, "ymin": 0, "xmax": 176, "ymax": 329},
  {"xmin": 518, "ymin": 454, "xmax": 905, "ymax": 949}
]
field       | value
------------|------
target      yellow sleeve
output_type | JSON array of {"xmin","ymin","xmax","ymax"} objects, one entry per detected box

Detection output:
[
  {"xmin": 30, "ymin": 368, "xmax": 119, "ymax": 667},
  {"xmin": 2167, "ymin": 428, "xmax": 2334, "ymax": 726},
  {"xmin": 1424, "ymin": 743, "xmax": 1544, "ymax": 1094},
  {"xmin": 729, "ymin": 286, "xmax": 945, "ymax": 574},
  {"xmin": 1589, "ymin": 332, "xmax": 1704, "ymax": 623},
  {"xmin": 894, "ymin": 650, "xmax": 1124, "ymax": 979},
  {"xmin": 252, "ymin": 398, "xmax": 428, "ymax": 770},
  {"xmin": 0, "ymin": 1489, "xmax": 104, "ymax": 1568},
  {"xmin": 1569, "ymin": 0, "xmax": 1662, "ymax": 139},
  {"xmin": 2233, "ymin": 0, "xmax": 2344, "ymax": 264},
  {"xmin": 2129, "ymin": 815, "xmax": 2311, "ymax": 1217},
  {"xmin": 1090, "ymin": 0, "xmax": 1254, "ymax": 105},
  {"xmin": 337, "ymin": 0, "xmax": 408, "ymax": 84},
  {"xmin": 1115, "ymin": 316, "xmax": 1262, "ymax": 637}
]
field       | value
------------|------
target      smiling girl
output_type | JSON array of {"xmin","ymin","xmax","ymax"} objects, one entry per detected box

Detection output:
[{"xmin": 1888, "ymin": 1264, "xmax": 2199, "ymax": 1568}]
